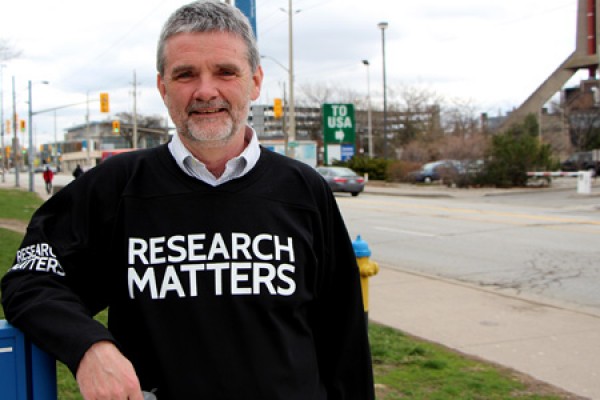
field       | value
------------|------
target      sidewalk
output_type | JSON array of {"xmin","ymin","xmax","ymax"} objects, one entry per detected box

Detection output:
[
  {"xmin": 0, "ymin": 171, "xmax": 74, "ymax": 201},
  {"xmin": 363, "ymin": 175, "xmax": 600, "ymax": 199},
  {"xmin": 368, "ymin": 267, "xmax": 600, "ymax": 399}
]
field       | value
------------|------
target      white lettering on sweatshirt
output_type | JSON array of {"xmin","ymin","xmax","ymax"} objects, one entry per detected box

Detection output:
[{"xmin": 127, "ymin": 233, "xmax": 297, "ymax": 299}]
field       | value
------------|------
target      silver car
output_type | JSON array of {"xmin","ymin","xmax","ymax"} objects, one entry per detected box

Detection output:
[{"xmin": 316, "ymin": 166, "xmax": 365, "ymax": 196}]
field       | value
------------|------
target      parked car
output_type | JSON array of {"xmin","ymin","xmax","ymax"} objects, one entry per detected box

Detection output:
[
  {"xmin": 409, "ymin": 160, "xmax": 463, "ymax": 184},
  {"xmin": 316, "ymin": 166, "xmax": 365, "ymax": 196},
  {"xmin": 34, "ymin": 164, "xmax": 58, "ymax": 173},
  {"xmin": 561, "ymin": 151, "xmax": 600, "ymax": 174}
]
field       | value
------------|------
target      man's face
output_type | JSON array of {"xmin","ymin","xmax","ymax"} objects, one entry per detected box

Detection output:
[{"xmin": 157, "ymin": 31, "xmax": 263, "ymax": 147}]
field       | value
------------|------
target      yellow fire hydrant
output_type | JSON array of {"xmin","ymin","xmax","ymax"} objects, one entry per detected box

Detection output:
[{"xmin": 352, "ymin": 235, "xmax": 379, "ymax": 318}]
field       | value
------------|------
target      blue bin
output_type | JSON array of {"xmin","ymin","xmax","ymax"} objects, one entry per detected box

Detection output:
[{"xmin": 0, "ymin": 320, "xmax": 57, "ymax": 400}]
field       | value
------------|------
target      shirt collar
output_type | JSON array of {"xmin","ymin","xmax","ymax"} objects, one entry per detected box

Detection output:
[{"xmin": 168, "ymin": 126, "xmax": 261, "ymax": 186}]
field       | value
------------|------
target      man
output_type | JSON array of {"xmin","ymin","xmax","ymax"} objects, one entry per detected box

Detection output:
[{"xmin": 1, "ymin": 1, "xmax": 374, "ymax": 399}]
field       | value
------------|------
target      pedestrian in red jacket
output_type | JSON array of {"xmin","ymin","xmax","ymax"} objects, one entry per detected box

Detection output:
[{"xmin": 42, "ymin": 165, "xmax": 54, "ymax": 194}]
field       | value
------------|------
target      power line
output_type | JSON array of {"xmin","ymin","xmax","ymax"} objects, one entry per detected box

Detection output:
[{"xmin": 64, "ymin": 0, "xmax": 167, "ymax": 88}]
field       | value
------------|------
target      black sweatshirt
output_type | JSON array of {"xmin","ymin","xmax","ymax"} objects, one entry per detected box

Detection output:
[{"xmin": 1, "ymin": 144, "xmax": 374, "ymax": 399}]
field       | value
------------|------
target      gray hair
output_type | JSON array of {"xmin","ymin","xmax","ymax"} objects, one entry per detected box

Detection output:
[{"xmin": 156, "ymin": 0, "xmax": 260, "ymax": 76}]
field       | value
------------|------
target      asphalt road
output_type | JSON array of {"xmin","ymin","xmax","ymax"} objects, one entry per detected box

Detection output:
[{"xmin": 337, "ymin": 184, "xmax": 600, "ymax": 315}]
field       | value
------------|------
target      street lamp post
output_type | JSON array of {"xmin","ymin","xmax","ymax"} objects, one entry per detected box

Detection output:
[
  {"xmin": 378, "ymin": 21, "xmax": 389, "ymax": 159},
  {"xmin": 362, "ymin": 60, "xmax": 373, "ymax": 158},
  {"xmin": 28, "ymin": 80, "xmax": 33, "ymax": 191},
  {"xmin": 27, "ymin": 79, "xmax": 49, "ymax": 192},
  {"xmin": 12, "ymin": 76, "xmax": 19, "ymax": 188},
  {"xmin": 287, "ymin": 0, "xmax": 297, "ymax": 158},
  {"xmin": 0, "ymin": 64, "xmax": 6, "ymax": 183},
  {"xmin": 261, "ymin": 55, "xmax": 290, "ymax": 152}
]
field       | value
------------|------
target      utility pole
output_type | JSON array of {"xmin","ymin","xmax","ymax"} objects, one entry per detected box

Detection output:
[
  {"xmin": 378, "ymin": 22, "xmax": 389, "ymax": 159},
  {"xmin": 27, "ymin": 80, "xmax": 33, "ymax": 192},
  {"xmin": 362, "ymin": 60, "xmax": 373, "ymax": 158},
  {"xmin": 132, "ymin": 70, "xmax": 138, "ymax": 149},
  {"xmin": 12, "ymin": 76, "xmax": 19, "ymax": 187},
  {"xmin": 86, "ymin": 91, "xmax": 91, "ymax": 166}
]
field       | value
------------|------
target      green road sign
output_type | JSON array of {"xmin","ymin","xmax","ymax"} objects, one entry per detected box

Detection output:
[{"xmin": 322, "ymin": 103, "xmax": 356, "ymax": 144}]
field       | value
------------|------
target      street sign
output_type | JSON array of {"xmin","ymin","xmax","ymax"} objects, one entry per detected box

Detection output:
[
  {"xmin": 341, "ymin": 144, "xmax": 355, "ymax": 161},
  {"xmin": 322, "ymin": 103, "xmax": 356, "ymax": 143},
  {"xmin": 236, "ymin": 0, "xmax": 257, "ymax": 38},
  {"xmin": 322, "ymin": 103, "xmax": 356, "ymax": 164}
]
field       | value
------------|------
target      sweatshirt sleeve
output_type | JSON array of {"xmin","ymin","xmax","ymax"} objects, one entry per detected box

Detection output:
[
  {"xmin": 311, "ymin": 188, "xmax": 375, "ymax": 400},
  {"xmin": 1, "ymin": 169, "xmax": 121, "ymax": 374}
]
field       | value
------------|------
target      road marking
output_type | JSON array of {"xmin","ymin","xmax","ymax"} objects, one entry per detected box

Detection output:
[
  {"xmin": 375, "ymin": 226, "xmax": 438, "ymax": 237},
  {"xmin": 341, "ymin": 198, "xmax": 600, "ymax": 227}
]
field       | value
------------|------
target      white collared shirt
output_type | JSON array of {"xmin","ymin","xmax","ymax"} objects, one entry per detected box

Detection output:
[{"xmin": 168, "ymin": 126, "xmax": 261, "ymax": 186}]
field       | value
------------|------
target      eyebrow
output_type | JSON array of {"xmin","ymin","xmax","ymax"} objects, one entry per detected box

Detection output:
[
  {"xmin": 170, "ymin": 64, "xmax": 194, "ymax": 77},
  {"xmin": 169, "ymin": 63, "xmax": 243, "ymax": 76},
  {"xmin": 215, "ymin": 62, "xmax": 242, "ymax": 74}
]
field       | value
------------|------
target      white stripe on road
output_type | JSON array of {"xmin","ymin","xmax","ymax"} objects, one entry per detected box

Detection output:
[{"xmin": 375, "ymin": 226, "xmax": 438, "ymax": 237}]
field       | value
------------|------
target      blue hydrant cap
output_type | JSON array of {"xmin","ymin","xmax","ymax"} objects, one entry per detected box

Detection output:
[{"xmin": 352, "ymin": 235, "xmax": 371, "ymax": 257}]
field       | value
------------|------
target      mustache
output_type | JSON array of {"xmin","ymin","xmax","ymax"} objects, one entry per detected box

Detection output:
[{"xmin": 186, "ymin": 100, "xmax": 230, "ymax": 113}]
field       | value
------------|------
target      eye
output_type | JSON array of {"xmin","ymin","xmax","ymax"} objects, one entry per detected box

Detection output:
[
  {"xmin": 219, "ymin": 69, "xmax": 236, "ymax": 77},
  {"xmin": 217, "ymin": 65, "xmax": 240, "ymax": 78},
  {"xmin": 174, "ymin": 71, "xmax": 194, "ymax": 80}
]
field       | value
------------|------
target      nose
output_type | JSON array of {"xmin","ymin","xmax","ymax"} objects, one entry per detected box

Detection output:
[{"xmin": 192, "ymin": 76, "xmax": 219, "ymax": 102}]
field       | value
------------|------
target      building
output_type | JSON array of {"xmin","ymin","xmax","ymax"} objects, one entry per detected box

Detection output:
[
  {"xmin": 250, "ymin": 103, "xmax": 442, "ymax": 162},
  {"xmin": 562, "ymin": 78, "xmax": 600, "ymax": 153},
  {"xmin": 58, "ymin": 120, "xmax": 169, "ymax": 171},
  {"xmin": 44, "ymin": 102, "xmax": 442, "ymax": 170}
]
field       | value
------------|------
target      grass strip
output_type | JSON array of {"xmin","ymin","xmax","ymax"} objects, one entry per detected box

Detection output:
[{"xmin": 0, "ymin": 188, "xmax": 43, "ymax": 222}]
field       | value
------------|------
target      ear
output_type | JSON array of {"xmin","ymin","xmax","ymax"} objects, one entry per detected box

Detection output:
[
  {"xmin": 250, "ymin": 65, "xmax": 264, "ymax": 101},
  {"xmin": 157, "ymin": 73, "xmax": 167, "ymax": 101}
]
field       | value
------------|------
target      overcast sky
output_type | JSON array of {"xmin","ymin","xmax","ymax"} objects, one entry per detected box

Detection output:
[{"xmin": 0, "ymin": 0, "xmax": 583, "ymax": 146}]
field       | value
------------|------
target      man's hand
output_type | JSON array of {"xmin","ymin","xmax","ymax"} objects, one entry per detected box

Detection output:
[{"xmin": 76, "ymin": 341, "xmax": 144, "ymax": 400}]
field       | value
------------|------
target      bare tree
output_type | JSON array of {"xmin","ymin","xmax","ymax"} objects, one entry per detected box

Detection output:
[
  {"xmin": 442, "ymin": 97, "xmax": 480, "ymax": 138},
  {"xmin": 297, "ymin": 82, "xmax": 360, "ymax": 107},
  {"xmin": 437, "ymin": 134, "xmax": 488, "ymax": 161},
  {"xmin": 567, "ymin": 110, "xmax": 600, "ymax": 150},
  {"xmin": 560, "ymin": 82, "xmax": 600, "ymax": 152},
  {"xmin": 115, "ymin": 112, "xmax": 168, "ymax": 147},
  {"xmin": 388, "ymin": 84, "xmax": 442, "ymax": 112},
  {"xmin": 541, "ymin": 100, "xmax": 572, "ymax": 159},
  {"xmin": 385, "ymin": 84, "xmax": 444, "ymax": 148},
  {"xmin": 294, "ymin": 81, "xmax": 491, "ymax": 162}
]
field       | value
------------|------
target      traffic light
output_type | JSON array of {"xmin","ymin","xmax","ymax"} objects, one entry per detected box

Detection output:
[
  {"xmin": 112, "ymin": 120, "xmax": 120, "ymax": 134},
  {"xmin": 273, "ymin": 98, "xmax": 283, "ymax": 119},
  {"xmin": 100, "ymin": 92, "xmax": 110, "ymax": 113},
  {"xmin": 5, "ymin": 146, "xmax": 10, "ymax": 158},
  {"xmin": 19, "ymin": 120, "xmax": 26, "ymax": 132},
  {"xmin": 5, "ymin": 120, "xmax": 10, "ymax": 134}
]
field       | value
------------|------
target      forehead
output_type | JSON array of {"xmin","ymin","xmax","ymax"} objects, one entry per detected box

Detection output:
[{"xmin": 163, "ymin": 31, "xmax": 250, "ymax": 70}]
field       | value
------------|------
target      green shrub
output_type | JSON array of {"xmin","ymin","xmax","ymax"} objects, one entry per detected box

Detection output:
[
  {"xmin": 335, "ymin": 156, "xmax": 391, "ymax": 181},
  {"xmin": 479, "ymin": 114, "xmax": 559, "ymax": 188}
]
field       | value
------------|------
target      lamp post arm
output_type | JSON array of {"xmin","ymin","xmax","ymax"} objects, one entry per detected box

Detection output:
[
  {"xmin": 260, "ymin": 55, "xmax": 289, "ymax": 73},
  {"xmin": 32, "ymin": 99, "xmax": 99, "ymax": 116}
]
